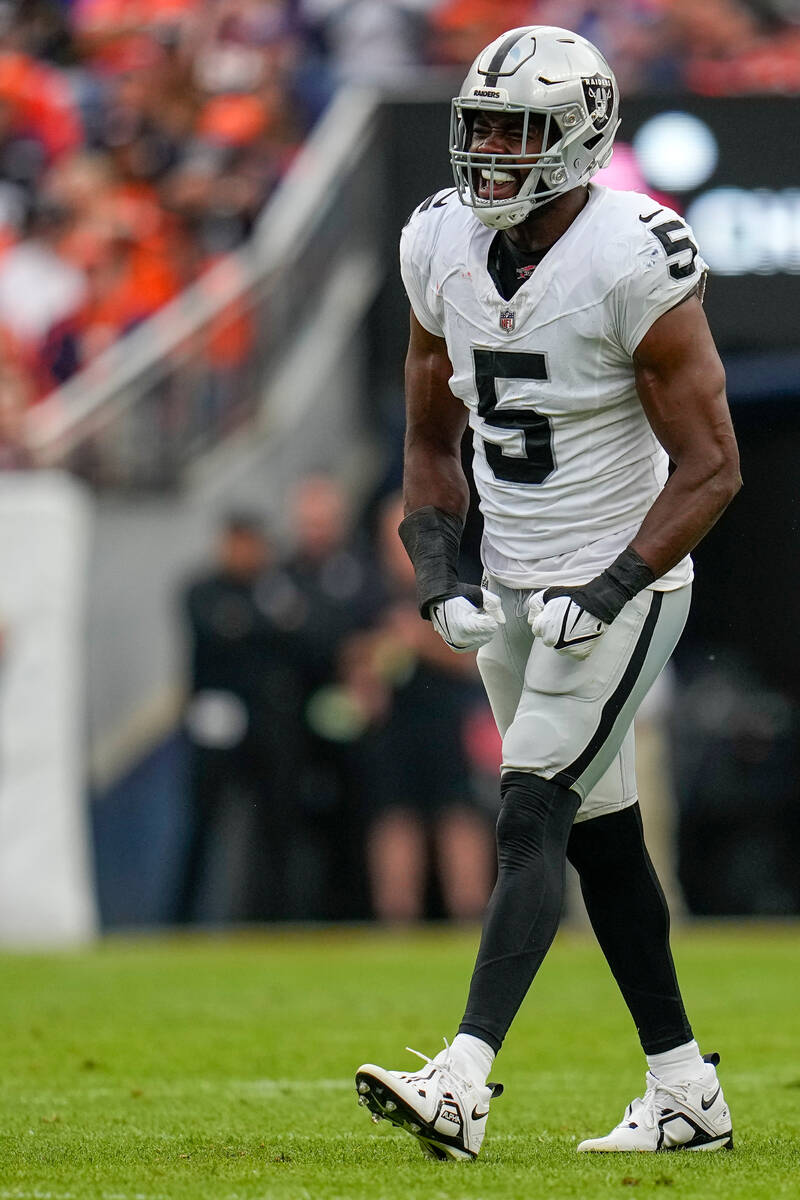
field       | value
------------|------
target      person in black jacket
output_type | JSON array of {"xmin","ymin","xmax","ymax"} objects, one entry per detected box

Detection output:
[
  {"xmin": 175, "ymin": 512, "xmax": 308, "ymax": 922},
  {"xmin": 283, "ymin": 475, "xmax": 383, "ymax": 919}
]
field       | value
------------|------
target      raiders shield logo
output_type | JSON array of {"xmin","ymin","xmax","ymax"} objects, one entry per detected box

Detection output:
[
  {"xmin": 499, "ymin": 308, "xmax": 515, "ymax": 332},
  {"xmin": 581, "ymin": 75, "xmax": 614, "ymax": 130}
]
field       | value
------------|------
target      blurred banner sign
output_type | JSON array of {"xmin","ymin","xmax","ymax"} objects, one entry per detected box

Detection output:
[{"xmin": 617, "ymin": 97, "xmax": 800, "ymax": 352}]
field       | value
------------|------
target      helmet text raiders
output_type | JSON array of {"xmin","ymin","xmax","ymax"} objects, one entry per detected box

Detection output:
[{"xmin": 450, "ymin": 26, "xmax": 620, "ymax": 229}]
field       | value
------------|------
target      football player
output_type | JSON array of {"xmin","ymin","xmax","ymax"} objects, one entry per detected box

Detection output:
[{"xmin": 356, "ymin": 26, "xmax": 740, "ymax": 1160}]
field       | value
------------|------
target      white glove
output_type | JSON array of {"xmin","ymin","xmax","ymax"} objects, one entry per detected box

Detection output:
[
  {"xmin": 430, "ymin": 589, "xmax": 505, "ymax": 652},
  {"xmin": 527, "ymin": 589, "xmax": 607, "ymax": 661}
]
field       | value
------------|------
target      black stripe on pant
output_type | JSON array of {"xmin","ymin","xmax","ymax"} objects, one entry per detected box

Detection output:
[{"xmin": 553, "ymin": 590, "xmax": 663, "ymax": 789}]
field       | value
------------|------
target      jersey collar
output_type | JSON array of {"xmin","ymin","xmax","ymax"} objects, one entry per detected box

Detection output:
[{"xmin": 467, "ymin": 183, "xmax": 606, "ymax": 328}]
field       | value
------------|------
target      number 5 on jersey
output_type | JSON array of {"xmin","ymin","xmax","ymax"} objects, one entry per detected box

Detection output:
[{"xmin": 473, "ymin": 348, "xmax": 555, "ymax": 485}]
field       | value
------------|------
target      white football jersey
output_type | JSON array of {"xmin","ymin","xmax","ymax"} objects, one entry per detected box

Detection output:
[{"xmin": 399, "ymin": 182, "xmax": 706, "ymax": 591}]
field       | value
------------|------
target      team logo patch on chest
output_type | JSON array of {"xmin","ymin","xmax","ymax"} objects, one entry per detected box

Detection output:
[
  {"xmin": 499, "ymin": 308, "xmax": 516, "ymax": 333},
  {"xmin": 581, "ymin": 75, "xmax": 614, "ymax": 130}
]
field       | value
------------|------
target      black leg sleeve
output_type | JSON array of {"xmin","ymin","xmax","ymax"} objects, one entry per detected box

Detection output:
[
  {"xmin": 459, "ymin": 771, "xmax": 581, "ymax": 1052},
  {"xmin": 567, "ymin": 803, "xmax": 693, "ymax": 1055}
]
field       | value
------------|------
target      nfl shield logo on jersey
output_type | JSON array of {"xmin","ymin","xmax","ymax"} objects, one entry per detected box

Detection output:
[{"xmin": 499, "ymin": 308, "xmax": 516, "ymax": 333}]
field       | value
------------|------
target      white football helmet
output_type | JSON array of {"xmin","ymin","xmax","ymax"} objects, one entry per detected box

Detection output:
[{"xmin": 450, "ymin": 25, "xmax": 620, "ymax": 229}]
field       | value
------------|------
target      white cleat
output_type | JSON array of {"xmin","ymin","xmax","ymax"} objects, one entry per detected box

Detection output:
[
  {"xmin": 355, "ymin": 1042, "xmax": 503, "ymax": 1161},
  {"xmin": 578, "ymin": 1053, "xmax": 733, "ymax": 1153}
]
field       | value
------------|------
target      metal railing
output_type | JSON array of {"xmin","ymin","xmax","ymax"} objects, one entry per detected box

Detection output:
[{"xmin": 25, "ymin": 88, "xmax": 382, "ymax": 489}]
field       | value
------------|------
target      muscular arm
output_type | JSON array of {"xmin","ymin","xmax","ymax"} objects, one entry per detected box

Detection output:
[
  {"xmin": 402, "ymin": 309, "xmax": 469, "ymax": 517},
  {"xmin": 630, "ymin": 294, "xmax": 741, "ymax": 578}
]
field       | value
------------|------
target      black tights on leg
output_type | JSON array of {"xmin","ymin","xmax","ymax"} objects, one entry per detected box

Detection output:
[
  {"xmin": 459, "ymin": 771, "xmax": 581, "ymax": 1052},
  {"xmin": 566, "ymin": 803, "xmax": 693, "ymax": 1055}
]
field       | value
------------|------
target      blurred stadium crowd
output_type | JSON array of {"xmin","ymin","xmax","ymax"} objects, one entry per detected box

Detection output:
[{"xmin": 0, "ymin": 0, "xmax": 799, "ymax": 445}]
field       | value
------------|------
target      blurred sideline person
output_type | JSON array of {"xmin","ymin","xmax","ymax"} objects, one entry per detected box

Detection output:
[
  {"xmin": 356, "ymin": 26, "xmax": 741, "ymax": 1160},
  {"xmin": 175, "ymin": 512, "xmax": 307, "ymax": 922},
  {"xmin": 286, "ymin": 476, "xmax": 380, "ymax": 668},
  {"xmin": 284, "ymin": 474, "xmax": 382, "ymax": 919},
  {"xmin": 344, "ymin": 493, "xmax": 493, "ymax": 922},
  {"xmin": 632, "ymin": 668, "xmax": 686, "ymax": 917}
]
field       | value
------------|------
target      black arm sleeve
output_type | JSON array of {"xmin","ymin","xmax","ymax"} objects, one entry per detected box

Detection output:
[
  {"xmin": 398, "ymin": 506, "xmax": 483, "ymax": 619},
  {"xmin": 543, "ymin": 546, "xmax": 657, "ymax": 625}
]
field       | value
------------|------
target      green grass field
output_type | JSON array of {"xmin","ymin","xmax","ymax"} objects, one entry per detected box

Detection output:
[{"xmin": 1, "ymin": 924, "xmax": 798, "ymax": 1200}]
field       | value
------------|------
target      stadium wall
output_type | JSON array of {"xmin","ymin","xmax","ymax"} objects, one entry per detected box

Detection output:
[{"xmin": 0, "ymin": 473, "xmax": 97, "ymax": 944}]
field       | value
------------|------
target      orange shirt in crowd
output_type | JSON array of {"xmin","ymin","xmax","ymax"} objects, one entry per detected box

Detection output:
[{"xmin": 0, "ymin": 52, "xmax": 83, "ymax": 160}]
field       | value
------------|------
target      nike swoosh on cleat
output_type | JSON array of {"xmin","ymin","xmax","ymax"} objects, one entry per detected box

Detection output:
[
  {"xmin": 471, "ymin": 1106, "xmax": 490, "ymax": 1121},
  {"xmin": 701, "ymin": 1086, "xmax": 721, "ymax": 1111}
]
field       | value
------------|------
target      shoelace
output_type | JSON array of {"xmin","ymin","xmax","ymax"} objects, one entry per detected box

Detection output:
[
  {"xmin": 627, "ymin": 1078, "xmax": 692, "ymax": 1131},
  {"xmin": 404, "ymin": 1039, "xmax": 471, "ymax": 1090},
  {"xmin": 405, "ymin": 1040, "xmax": 504, "ymax": 1101}
]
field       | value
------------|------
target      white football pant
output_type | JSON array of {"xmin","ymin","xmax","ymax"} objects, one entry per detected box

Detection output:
[{"xmin": 476, "ymin": 580, "xmax": 691, "ymax": 821}]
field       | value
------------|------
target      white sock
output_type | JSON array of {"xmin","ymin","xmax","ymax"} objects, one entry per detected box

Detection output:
[
  {"xmin": 449, "ymin": 1033, "xmax": 495, "ymax": 1087},
  {"xmin": 647, "ymin": 1039, "xmax": 707, "ymax": 1085}
]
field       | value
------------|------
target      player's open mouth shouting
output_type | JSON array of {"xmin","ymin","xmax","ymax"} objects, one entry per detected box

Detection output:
[
  {"xmin": 476, "ymin": 165, "xmax": 521, "ymax": 201},
  {"xmin": 469, "ymin": 111, "xmax": 538, "ymax": 202}
]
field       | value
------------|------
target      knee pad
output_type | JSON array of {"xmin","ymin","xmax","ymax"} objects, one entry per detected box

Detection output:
[{"xmin": 496, "ymin": 771, "xmax": 579, "ymax": 863}]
